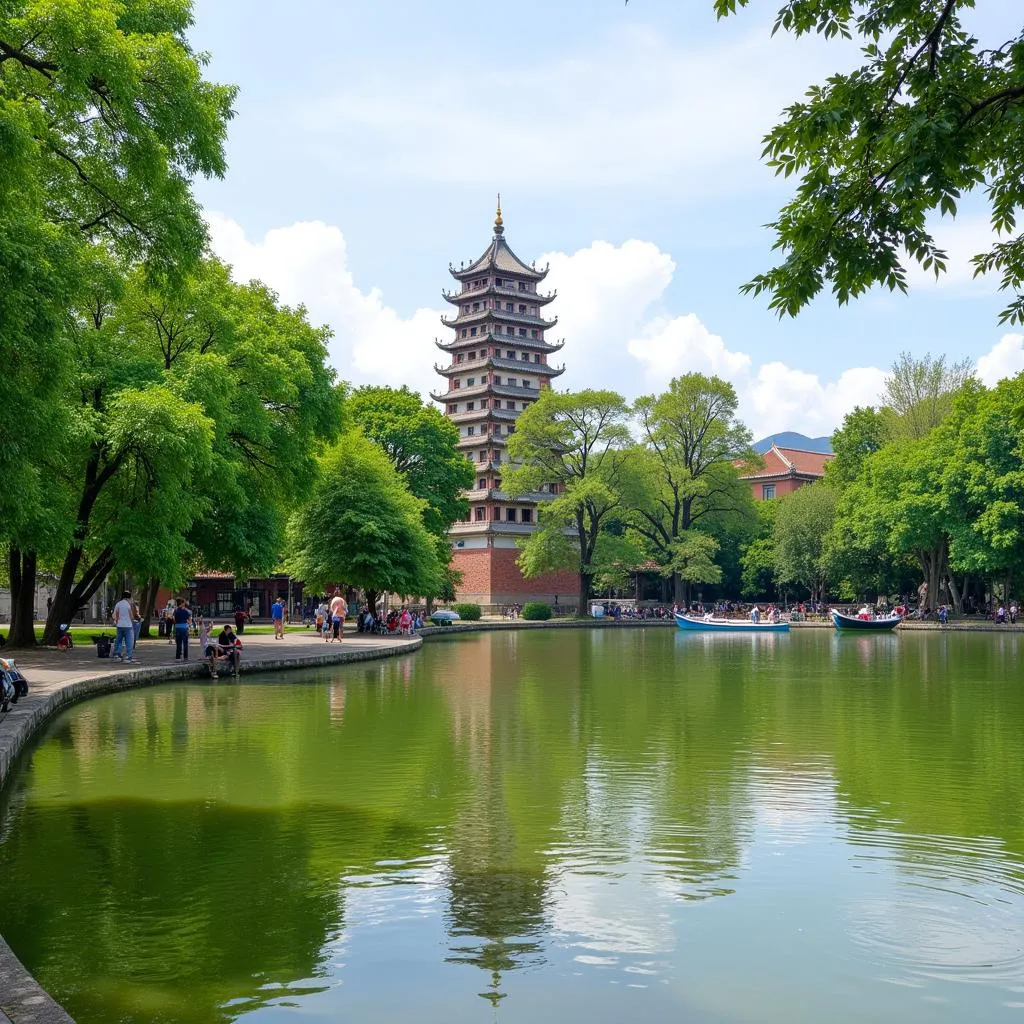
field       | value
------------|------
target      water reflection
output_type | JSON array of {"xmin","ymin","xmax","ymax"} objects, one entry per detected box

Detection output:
[{"xmin": 0, "ymin": 630, "xmax": 1022, "ymax": 1022}]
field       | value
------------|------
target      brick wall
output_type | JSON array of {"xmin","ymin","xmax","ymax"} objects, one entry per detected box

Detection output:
[{"xmin": 452, "ymin": 547, "xmax": 578, "ymax": 607}]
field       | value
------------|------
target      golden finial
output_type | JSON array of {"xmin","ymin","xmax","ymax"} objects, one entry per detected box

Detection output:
[{"xmin": 494, "ymin": 193, "xmax": 504, "ymax": 234}]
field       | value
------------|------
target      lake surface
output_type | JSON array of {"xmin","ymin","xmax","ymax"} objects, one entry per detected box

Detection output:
[{"xmin": 1, "ymin": 628, "xmax": 1023, "ymax": 1023}]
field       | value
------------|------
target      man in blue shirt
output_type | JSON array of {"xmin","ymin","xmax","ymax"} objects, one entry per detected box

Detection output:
[
  {"xmin": 173, "ymin": 598, "xmax": 192, "ymax": 660},
  {"xmin": 271, "ymin": 597, "xmax": 285, "ymax": 640}
]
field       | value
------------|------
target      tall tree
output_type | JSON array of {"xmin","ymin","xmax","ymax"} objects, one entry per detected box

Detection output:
[
  {"xmin": 1, "ymin": 0, "xmax": 236, "ymax": 643},
  {"xmin": 883, "ymin": 351, "xmax": 974, "ymax": 439},
  {"xmin": 772, "ymin": 483, "xmax": 838, "ymax": 605},
  {"xmin": 286, "ymin": 431, "xmax": 443, "ymax": 613},
  {"xmin": 504, "ymin": 390, "xmax": 631, "ymax": 615},
  {"xmin": 627, "ymin": 373, "xmax": 755, "ymax": 602},
  {"xmin": 715, "ymin": 0, "xmax": 1024, "ymax": 324},
  {"xmin": 347, "ymin": 386, "xmax": 472, "ymax": 537}
]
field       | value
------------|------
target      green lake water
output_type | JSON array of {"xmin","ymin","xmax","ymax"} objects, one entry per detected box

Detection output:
[{"xmin": 1, "ymin": 629, "xmax": 1023, "ymax": 1023}]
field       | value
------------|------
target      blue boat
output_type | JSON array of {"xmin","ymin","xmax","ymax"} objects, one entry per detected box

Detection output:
[
  {"xmin": 830, "ymin": 608, "xmax": 902, "ymax": 632},
  {"xmin": 674, "ymin": 613, "xmax": 790, "ymax": 633}
]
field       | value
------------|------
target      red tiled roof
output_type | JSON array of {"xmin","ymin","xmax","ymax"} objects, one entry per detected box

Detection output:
[{"xmin": 738, "ymin": 445, "xmax": 833, "ymax": 481}]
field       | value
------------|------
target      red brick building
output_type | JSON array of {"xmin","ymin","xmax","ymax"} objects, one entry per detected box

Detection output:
[
  {"xmin": 432, "ymin": 201, "xmax": 577, "ymax": 609},
  {"xmin": 740, "ymin": 444, "xmax": 834, "ymax": 500}
]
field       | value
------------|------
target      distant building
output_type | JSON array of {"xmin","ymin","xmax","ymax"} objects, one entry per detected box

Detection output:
[
  {"xmin": 432, "ymin": 200, "xmax": 577, "ymax": 609},
  {"xmin": 739, "ymin": 444, "xmax": 834, "ymax": 500}
]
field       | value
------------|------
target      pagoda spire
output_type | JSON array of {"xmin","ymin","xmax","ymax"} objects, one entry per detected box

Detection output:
[{"xmin": 494, "ymin": 193, "xmax": 503, "ymax": 236}]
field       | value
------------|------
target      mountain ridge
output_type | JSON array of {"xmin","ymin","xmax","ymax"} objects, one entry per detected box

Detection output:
[{"xmin": 752, "ymin": 431, "xmax": 833, "ymax": 455}]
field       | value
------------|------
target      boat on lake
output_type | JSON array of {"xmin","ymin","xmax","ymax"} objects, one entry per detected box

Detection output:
[
  {"xmin": 674, "ymin": 613, "xmax": 790, "ymax": 633},
  {"xmin": 830, "ymin": 608, "xmax": 902, "ymax": 632}
]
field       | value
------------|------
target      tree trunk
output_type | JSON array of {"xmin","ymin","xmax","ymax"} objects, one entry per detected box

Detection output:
[
  {"xmin": 7, "ymin": 549, "xmax": 38, "ymax": 648},
  {"xmin": 43, "ymin": 545, "xmax": 115, "ymax": 644},
  {"xmin": 577, "ymin": 572, "xmax": 592, "ymax": 618},
  {"xmin": 138, "ymin": 576, "xmax": 160, "ymax": 638},
  {"xmin": 366, "ymin": 591, "xmax": 380, "ymax": 617},
  {"xmin": 672, "ymin": 572, "xmax": 684, "ymax": 604}
]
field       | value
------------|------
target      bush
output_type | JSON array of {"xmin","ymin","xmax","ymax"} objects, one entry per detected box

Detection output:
[
  {"xmin": 521, "ymin": 602, "xmax": 552, "ymax": 621},
  {"xmin": 453, "ymin": 603, "xmax": 481, "ymax": 621}
]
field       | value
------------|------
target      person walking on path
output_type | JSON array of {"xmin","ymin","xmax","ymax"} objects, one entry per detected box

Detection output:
[
  {"xmin": 173, "ymin": 598, "xmax": 192, "ymax": 660},
  {"xmin": 329, "ymin": 590, "xmax": 348, "ymax": 643},
  {"xmin": 111, "ymin": 590, "xmax": 137, "ymax": 663},
  {"xmin": 271, "ymin": 596, "xmax": 286, "ymax": 640}
]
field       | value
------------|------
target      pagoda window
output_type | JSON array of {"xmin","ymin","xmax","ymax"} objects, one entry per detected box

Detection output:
[
  {"xmin": 467, "ymin": 377, "xmax": 475, "ymax": 386},
  {"xmin": 506, "ymin": 508, "xmax": 517, "ymax": 522},
  {"xmin": 493, "ymin": 375, "xmax": 501, "ymax": 385},
  {"xmin": 466, "ymin": 402, "xmax": 474, "ymax": 411},
  {"xmin": 480, "ymin": 399, "xmax": 488, "ymax": 409},
  {"xmin": 530, "ymin": 330, "xmax": 538, "ymax": 339},
  {"xmin": 448, "ymin": 404, "xmax": 457, "ymax": 414},
  {"xmin": 534, "ymin": 354, "xmax": 541, "ymax": 363},
  {"xmin": 453, "ymin": 379, "xmax": 460, "ymax": 389},
  {"xmin": 462, "ymin": 305, "xmax": 469, "ymax": 314},
  {"xmin": 492, "ymin": 453, "xmax": 501, "ymax": 465},
  {"xmin": 530, "ymin": 306, "xmax": 537, "ymax": 315},
  {"xmin": 523, "ymin": 379, "xmax": 533, "ymax": 388},
  {"xmin": 518, "ymin": 328, "xmax": 527, "ymax": 337},
  {"xmin": 506, "ymin": 401, "xmax": 515, "ymax": 410},
  {"xmin": 521, "ymin": 351, "xmax": 529, "ymax": 360},
  {"xmin": 456, "ymin": 353, "xmax": 464, "ymax": 363},
  {"xmin": 518, "ymin": 282, "xmax": 527, "ymax": 291},
  {"xmin": 494, "ymin": 476, "xmax": 502, "ymax": 489},
  {"xmin": 478, "ymin": 450, "xmax": 486, "ymax": 462},
  {"xmin": 495, "ymin": 278, "xmax": 503, "ymax": 287},
  {"xmin": 506, "ymin": 349, "xmax": 514, "ymax": 358},
  {"xmin": 521, "ymin": 508, "xmax": 532, "ymax": 523},
  {"xmin": 467, "ymin": 426, "xmax": 475, "ymax": 436},
  {"xmin": 470, "ymin": 327, "xmax": 477, "ymax": 337},
  {"xmin": 468, "ymin": 350, "xmax": 476, "ymax": 359},
  {"xmin": 506, "ymin": 302, "xmax": 514, "ymax": 312},
  {"xmin": 507, "ymin": 378, "xmax": 516, "ymax": 386},
  {"xmin": 518, "ymin": 304, "xmax": 526, "ymax": 313},
  {"xmin": 474, "ymin": 507, "xmax": 485, "ymax": 522},
  {"xmin": 478, "ymin": 478, "xmax": 486, "ymax": 489},
  {"xmin": 461, "ymin": 329, "xmax": 467, "ymax": 338},
  {"xmin": 472, "ymin": 302, "xmax": 480, "ymax": 311}
]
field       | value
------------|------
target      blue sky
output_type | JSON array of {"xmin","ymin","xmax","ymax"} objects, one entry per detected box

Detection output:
[{"xmin": 190, "ymin": 0, "xmax": 1024, "ymax": 438}]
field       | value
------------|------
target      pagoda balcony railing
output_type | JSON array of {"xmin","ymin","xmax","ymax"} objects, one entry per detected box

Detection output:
[
  {"xmin": 463, "ymin": 488, "xmax": 553, "ymax": 503},
  {"xmin": 435, "ymin": 356, "xmax": 565, "ymax": 376},
  {"xmin": 456, "ymin": 435, "xmax": 507, "ymax": 450},
  {"xmin": 444, "ymin": 282, "xmax": 552, "ymax": 302},
  {"xmin": 450, "ymin": 520, "xmax": 539, "ymax": 536},
  {"xmin": 438, "ymin": 382, "xmax": 541, "ymax": 403},
  {"xmin": 442, "ymin": 308, "xmax": 557, "ymax": 330},
  {"xmin": 448, "ymin": 407, "xmax": 520, "ymax": 423},
  {"xmin": 435, "ymin": 335, "xmax": 565, "ymax": 354}
]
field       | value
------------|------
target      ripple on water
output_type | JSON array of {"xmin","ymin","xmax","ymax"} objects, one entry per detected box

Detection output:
[{"xmin": 846, "ymin": 828, "xmax": 1024, "ymax": 987}]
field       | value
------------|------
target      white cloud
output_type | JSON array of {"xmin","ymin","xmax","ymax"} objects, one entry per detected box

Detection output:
[
  {"xmin": 977, "ymin": 333, "xmax": 1024, "ymax": 386},
  {"xmin": 206, "ymin": 212, "xmax": 444, "ymax": 398},
  {"xmin": 207, "ymin": 213, "xmax": 1023, "ymax": 441},
  {"xmin": 905, "ymin": 214, "xmax": 999, "ymax": 293},
  {"xmin": 303, "ymin": 25, "xmax": 844, "ymax": 194}
]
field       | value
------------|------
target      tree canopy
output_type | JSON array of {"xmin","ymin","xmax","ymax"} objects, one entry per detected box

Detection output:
[
  {"xmin": 286, "ymin": 431, "xmax": 443, "ymax": 607},
  {"xmin": 505, "ymin": 389, "xmax": 631, "ymax": 614},
  {"xmin": 715, "ymin": 0, "xmax": 1024, "ymax": 324}
]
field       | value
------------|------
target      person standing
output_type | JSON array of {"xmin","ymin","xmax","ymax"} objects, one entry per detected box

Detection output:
[
  {"xmin": 329, "ymin": 590, "xmax": 348, "ymax": 643},
  {"xmin": 111, "ymin": 590, "xmax": 137, "ymax": 663},
  {"xmin": 234, "ymin": 606, "xmax": 246, "ymax": 635},
  {"xmin": 132, "ymin": 596, "xmax": 142, "ymax": 649},
  {"xmin": 173, "ymin": 598, "xmax": 192, "ymax": 660},
  {"xmin": 271, "ymin": 596, "xmax": 285, "ymax": 640}
]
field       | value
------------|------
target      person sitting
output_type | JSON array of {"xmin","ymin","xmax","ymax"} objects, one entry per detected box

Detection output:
[
  {"xmin": 200, "ymin": 621, "xmax": 220, "ymax": 678},
  {"xmin": 216, "ymin": 623, "xmax": 241, "ymax": 676}
]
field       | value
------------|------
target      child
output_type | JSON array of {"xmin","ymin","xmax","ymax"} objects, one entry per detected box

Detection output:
[
  {"xmin": 321, "ymin": 611, "xmax": 332, "ymax": 643},
  {"xmin": 200, "ymin": 620, "xmax": 219, "ymax": 678}
]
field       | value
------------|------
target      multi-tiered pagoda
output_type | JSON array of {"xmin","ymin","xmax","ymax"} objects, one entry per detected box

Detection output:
[{"xmin": 431, "ymin": 201, "xmax": 577, "ymax": 609}]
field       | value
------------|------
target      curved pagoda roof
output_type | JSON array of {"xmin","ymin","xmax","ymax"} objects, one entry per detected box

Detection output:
[{"xmin": 449, "ymin": 201, "xmax": 548, "ymax": 283}]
